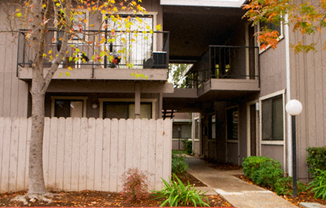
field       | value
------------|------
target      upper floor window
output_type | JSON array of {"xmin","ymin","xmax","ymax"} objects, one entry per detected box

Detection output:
[
  {"xmin": 71, "ymin": 10, "xmax": 89, "ymax": 41},
  {"xmin": 258, "ymin": 21, "xmax": 283, "ymax": 52},
  {"xmin": 55, "ymin": 10, "xmax": 89, "ymax": 43},
  {"xmin": 104, "ymin": 14, "xmax": 154, "ymax": 67}
]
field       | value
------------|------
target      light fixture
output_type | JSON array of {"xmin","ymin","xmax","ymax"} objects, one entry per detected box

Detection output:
[
  {"xmin": 92, "ymin": 103, "xmax": 98, "ymax": 109},
  {"xmin": 285, "ymin": 99, "xmax": 303, "ymax": 198},
  {"xmin": 286, "ymin": 99, "xmax": 303, "ymax": 116}
]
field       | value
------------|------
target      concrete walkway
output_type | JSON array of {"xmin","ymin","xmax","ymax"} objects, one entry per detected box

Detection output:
[{"xmin": 186, "ymin": 156, "xmax": 298, "ymax": 208}]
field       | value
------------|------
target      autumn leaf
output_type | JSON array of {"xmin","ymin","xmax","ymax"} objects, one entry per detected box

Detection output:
[{"xmin": 156, "ymin": 24, "xmax": 162, "ymax": 31}]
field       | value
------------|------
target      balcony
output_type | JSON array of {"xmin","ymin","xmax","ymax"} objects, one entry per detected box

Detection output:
[
  {"xmin": 17, "ymin": 29, "xmax": 169, "ymax": 81},
  {"xmin": 183, "ymin": 45, "xmax": 260, "ymax": 96},
  {"xmin": 163, "ymin": 45, "xmax": 260, "ymax": 111}
]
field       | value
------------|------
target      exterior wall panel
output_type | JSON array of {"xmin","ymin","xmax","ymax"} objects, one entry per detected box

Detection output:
[
  {"xmin": 259, "ymin": 40, "xmax": 287, "ymax": 97},
  {"xmin": 289, "ymin": 21, "xmax": 326, "ymax": 181}
]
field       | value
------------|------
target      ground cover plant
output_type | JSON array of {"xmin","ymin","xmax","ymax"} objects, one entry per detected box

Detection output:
[
  {"xmin": 0, "ymin": 172, "xmax": 232, "ymax": 207},
  {"xmin": 171, "ymin": 151, "xmax": 189, "ymax": 175},
  {"xmin": 152, "ymin": 174, "xmax": 209, "ymax": 207}
]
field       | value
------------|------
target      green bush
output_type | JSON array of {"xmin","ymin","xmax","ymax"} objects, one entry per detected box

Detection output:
[
  {"xmin": 274, "ymin": 177, "xmax": 306, "ymax": 195},
  {"xmin": 182, "ymin": 140, "xmax": 193, "ymax": 155},
  {"xmin": 306, "ymin": 147, "xmax": 326, "ymax": 177},
  {"xmin": 152, "ymin": 174, "xmax": 209, "ymax": 207},
  {"xmin": 172, "ymin": 152, "xmax": 188, "ymax": 175},
  {"xmin": 243, "ymin": 156, "xmax": 283, "ymax": 189},
  {"xmin": 307, "ymin": 169, "xmax": 326, "ymax": 200}
]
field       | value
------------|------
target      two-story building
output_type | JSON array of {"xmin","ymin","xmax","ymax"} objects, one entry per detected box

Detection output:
[{"xmin": 0, "ymin": 0, "xmax": 325, "ymax": 184}]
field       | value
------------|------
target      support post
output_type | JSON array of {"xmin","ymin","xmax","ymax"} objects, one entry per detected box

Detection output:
[
  {"xmin": 135, "ymin": 83, "xmax": 140, "ymax": 119},
  {"xmin": 292, "ymin": 115, "xmax": 297, "ymax": 198}
]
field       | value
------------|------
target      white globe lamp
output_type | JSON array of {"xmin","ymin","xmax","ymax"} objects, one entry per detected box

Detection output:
[{"xmin": 286, "ymin": 99, "xmax": 302, "ymax": 116}]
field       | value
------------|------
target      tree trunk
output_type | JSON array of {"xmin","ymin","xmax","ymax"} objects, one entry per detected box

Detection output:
[{"xmin": 28, "ymin": 76, "xmax": 48, "ymax": 194}]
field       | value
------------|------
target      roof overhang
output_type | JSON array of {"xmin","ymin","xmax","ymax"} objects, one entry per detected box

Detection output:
[{"xmin": 160, "ymin": 0, "xmax": 246, "ymax": 8}]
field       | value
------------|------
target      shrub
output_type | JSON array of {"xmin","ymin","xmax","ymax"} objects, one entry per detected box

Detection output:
[
  {"xmin": 307, "ymin": 169, "xmax": 326, "ymax": 200},
  {"xmin": 172, "ymin": 152, "xmax": 188, "ymax": 175},
  {"xmin": 120, "ymin": 168, "xmax": 149, "ymax": 201},
  {"xmin": 152, "ymin": 174, "xmax": 209, "ymax": 207},
  {"xmin": 243, "ymin": 156, "xmax": 283, "ymax": 189},
  {"xmin": 182, "ymin": 139, "xmax": 193, "ymax": 155},
  {"xmin": 274, "ymin": 177, "xmax": 306, "ymax": 195},
  {"xmin": 306, "ymin": 147, "xmax": 326, "ymax": 177}
]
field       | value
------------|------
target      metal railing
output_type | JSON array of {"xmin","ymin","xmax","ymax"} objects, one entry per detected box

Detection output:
[
  {"xmin": 184, "ymin": 45, "xmax": 260, "ymax": 88},
  {"xmin": 17, "ymin": 29, "xmax": 169, "ymax": 76}
]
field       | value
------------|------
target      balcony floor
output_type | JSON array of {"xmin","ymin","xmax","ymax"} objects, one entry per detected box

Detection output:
[
  {"xmin": 18, "ymin": 66, "xmax": 168, "ymax": 81},
  {"xmin": 163, "ymin": 79, "xmax": 260, "ymax": 112}
]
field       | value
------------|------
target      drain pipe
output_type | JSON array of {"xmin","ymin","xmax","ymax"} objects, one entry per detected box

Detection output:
[{"xmin": 285, "ymin": 13, "xmax": 292, "ymax": 177}]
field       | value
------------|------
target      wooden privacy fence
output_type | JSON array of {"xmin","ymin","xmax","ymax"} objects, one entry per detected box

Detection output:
[{"xmin": 0, "ymin": 117, "xmax": 172, "ymax": 193}]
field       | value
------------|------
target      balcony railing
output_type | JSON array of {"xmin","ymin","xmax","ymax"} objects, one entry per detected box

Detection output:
[
  {"xmin": 17, "ymin": 29, "xmax": 169, "ymax": 75},
  {"xmin": 185, "ymin": 45, "xmax": 259, "ymax": 88}
]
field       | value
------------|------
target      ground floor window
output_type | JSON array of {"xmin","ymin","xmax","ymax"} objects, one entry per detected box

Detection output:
[
  {"xmin": 208, "ymin": 114, "xmax": 216, "ymax": 140},
  {"xmin": 103, "ymin": 102, "xmax": 152, "ymax": 119},
  {"xmin": 194, "ymin": 118, "xmax": 200, "ymax": 139},
  {"xmin": 261, "ymin": 94, "xmax": 284, "ymax": 141},
  {"xmin": 227, "ymin": 107, "xmax": 239, "ymax": 140},
  {"xmin": 173, "ymin": 123, "xmax": 191, "ymax": 139},
  {"xmin": 51, "ymin": 96, "xmax": 88, "ymax": 118}
]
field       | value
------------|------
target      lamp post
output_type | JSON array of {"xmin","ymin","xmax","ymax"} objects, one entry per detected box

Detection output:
[{"xmin": 285, "ymin": 99, "xmax": 303, "ymax": 198}]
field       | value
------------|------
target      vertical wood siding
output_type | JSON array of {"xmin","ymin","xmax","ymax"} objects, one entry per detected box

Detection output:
[
  {"xmin": 289, "ymin": 11, "xmax": 326, "ymax": 180},
  {"xmin": 0, "ymin": 32, "xmax": 29, "ymax": 118},
  {"xmin": 0, "ymin": 117, "xmax": 172, "ymax": 193}
]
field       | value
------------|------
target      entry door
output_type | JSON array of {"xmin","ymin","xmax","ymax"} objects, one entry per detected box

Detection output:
[{"xmin": 249, "ymin": 104, "xmax": 257, "ymax": 156}]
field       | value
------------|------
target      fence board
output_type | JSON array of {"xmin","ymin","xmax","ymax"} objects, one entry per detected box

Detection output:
[
  {"xmin": 63, "ymin": 118, "xmax": 72, "ymax": 191},
  {"xmin": 86, "ymin": 118, "xmax": 96, "ymax": 190},
  {"xmin": 0, "ymin": 117, "xmax": 4, "ymax": 191},
  {"xmin": 1, "ymin": 117, "xmax": 11, "ymax": 192},
  {"xmin": 17, "ymin": 118, "xmax": 27, "ymax": 191},
  {"xmin": 48, "ymin": 118, "xmax": 58, "ymax": 190},
  {"xmin": 79, "ymin": 118, "xmax": 88, "ymax": 191},
  {"xmin": 117, "ymin": 119, "xmax": 126, "ymax": 191},
  {"xmin": 155, "ymin": 119, "xmax": 164, "ymax": 190},
  {"xmin": 140, "ymin": 119, "xmax": 149, "ymax": 173},
  {"xmin": 94, "ymin": 118, "xmax": 103, "ymax": 191},
  {"xmin": 43, "ymin": 117, "xmax": 50, "ymax": 187},
  {"xmin": 56, "ymin": 117, "xmax": 66, "ymax": 190},
  {"xmin": 0, "ymin": 117, "xmax": 172, "ymax": 193},
  {"xmin": 133, "ymin": 119, "xmax": 141, "ymax": 169},
  {"xmin": 109, "ymin": 119, "xmax": 118, "ymax": 192},
  {"xmin": 102, "ymin": 119, "xmax": 111, "ymax": 191},
  {"xmin": 71, "ymin": 118, "xmax": 81, "ymax": 191},
  {"xmin": 162, "ymin": 119, "xmax": 172, "ymax": 183},
  {"xmin": 125, "ymin": 119, "xmax": 134, "ymax": 171},
  {"xmin": 9, "ymin": 117, "xmax": 19, "ymax": 192},
  {"xmin": 25, "ymin": 118, "xmax": 31, "ymax": 189},
  {"xmin": 148, "ymin": 120, "xmax": 156, "ymax": 190}
]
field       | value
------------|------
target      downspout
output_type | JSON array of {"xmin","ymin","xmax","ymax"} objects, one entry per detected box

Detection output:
[{"xmin": 285, "ymin": 13, "xmax": 292, "ymax": 177}]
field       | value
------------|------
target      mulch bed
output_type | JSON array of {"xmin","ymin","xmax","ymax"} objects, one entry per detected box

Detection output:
[
  {"xmin": 235, "ymin": 174, "xmax": 326, "ymax": 207},
  {"xmin": 0, "ymin": 172, "xmax": 232, "ymax": 207}
]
